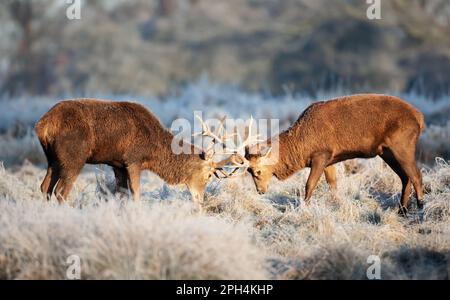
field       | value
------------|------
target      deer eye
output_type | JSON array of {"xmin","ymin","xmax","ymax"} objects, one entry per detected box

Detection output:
[{"xmin": 255, "ymin": 170, "xmax": 262, "ymax": 177}]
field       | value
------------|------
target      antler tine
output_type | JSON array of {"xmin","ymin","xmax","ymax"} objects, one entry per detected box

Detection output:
[
  {"xmin": 217, "ymin": 116, "xmax": 244, "ymax": 156},
  {"xmin": 216, "ymin": 115, "xmax": 226, "ymax": 137},
  {"xmin": 194, "ymin": 114, "xmax": 234, "ymax": 161},
  {"xmin": 235, "ymin": 116, "xmax": 265, "ymax": 153},
  {"xmin": 244, "ymin": 115, "xmax": 254, "ymax": 145},
  {"xmin": 214, "ymin": 168, "xmax": 229, "ymax": 179},
  {"xmin": 214, "ymin": 153, "xmax": 249, "ymax": 179},
  {"xmin": 215, "ymin": 115, "xmax": 240, "ymax": 144},
  {"xmin": 230, "ymin": 155, "xmax": 249, "ymax": 176},
  {"xmin": 193, "ymin": 115, "xmax": 255, "ymax": 178},
  {"xmin": 215, "ymin": 115, "xmax": 228, "ymax": 151},
  {"xmin": 194, "ymin": 114, "xmax": 225, "ymax": 144},
  {"xmin": 211, "ymin": 116, "xmax": 271, "ymax": 180}
]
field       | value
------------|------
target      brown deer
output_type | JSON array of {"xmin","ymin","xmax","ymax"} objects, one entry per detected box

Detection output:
[
  {"xmin": 242, "ymin": 94, "xmax": 425, "ymax": 215},
  {"xmin": 35, "ymin": 99, "xmax": 239, "ymax": 207}
]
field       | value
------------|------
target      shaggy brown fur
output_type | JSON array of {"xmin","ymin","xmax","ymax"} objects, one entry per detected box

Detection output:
[
  {"xmin": 245, "ymin": 94, "xmax": 425, "ymax": 214},
  {"xmin": 35, "ymin": 99, "xmax": 224, "ymax": 205}
]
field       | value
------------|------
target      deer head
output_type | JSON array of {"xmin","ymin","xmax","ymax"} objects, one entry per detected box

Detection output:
[
  {"xmin": 217, "ymin": 116, "xmax": 274, "ymax": 195},
  {"xmin": 245, "ymin": 144, "xmax": 274, "ymax": 194},
  {"xmin": 188, "ymin": 115, "xmax": 248, "ymax": 204}
]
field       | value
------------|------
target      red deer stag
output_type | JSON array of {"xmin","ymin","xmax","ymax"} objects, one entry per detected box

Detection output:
[
  {"xmin": 243, "ymin": 94, "xmax": 425, "ymax": 215},
  {"xmin": 35, "ymin": 99, "xmax": 239, "ymax": 207}
]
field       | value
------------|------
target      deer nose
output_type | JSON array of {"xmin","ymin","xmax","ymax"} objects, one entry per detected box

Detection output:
[{"xmin": 257, "ymin": 189, "xmax": 265, "ymax": 195}]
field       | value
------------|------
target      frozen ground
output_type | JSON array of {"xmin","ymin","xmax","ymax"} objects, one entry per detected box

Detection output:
[{"xmin": 0, "ymin": 80, "xmax": 449, "ymax": 279}]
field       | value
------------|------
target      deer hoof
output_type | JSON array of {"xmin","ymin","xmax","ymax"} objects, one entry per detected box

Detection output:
[
  {"xmin": 397, "ymin": 206, "xmax": 408, "ymax": 217},
  {"xmin": 417, "ymin": 200, "xmax": 424, "ymax": 210}
]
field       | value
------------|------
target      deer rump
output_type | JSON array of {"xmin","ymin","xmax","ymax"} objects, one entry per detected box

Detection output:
[{"xmin": 36, "ymin": 100, "xmax": 164, "ymax": 168}]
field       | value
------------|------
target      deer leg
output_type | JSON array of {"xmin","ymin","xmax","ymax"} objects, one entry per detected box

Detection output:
[
  {"xmin": 113, "ymin": 167, "xmax": 128, "ymax": 195},
  {"xmin": 389, "ymin": 144, "xmax": 424, "ymax": 210},
  {"xmin": 40, "ymin": 166, "xmax": 52, "ymax": 195},
  {"xmin": 304, "ymin": 153, "xmax": 330, "ymax": 203},
  {"xmin": 187, "ymin": 184, "xmax": 206, "ymax": 213},
  {"xmin": 41, "ymin": 163, "xmax": 60, "ymax": 201},
  {"xmin": 380, "ymin": 149, "xmax": 411, "ymax": 215},
  {"xmin": 52, "ymin": 138, "xmax": 88, "ymax": 203},
  {"xmin": 324, "ymin": 165, "xmax": 338, "ymax": 199},
  {"xmin": 126, "ymin": 165, "xmax": 141, "ymax": 202},
  {"xmin": 398, "ymin": 160, "xmax": 423, "ymax": 209},
  {"xmin": 40, "ymin": 146, "xmax": 59, "ymax": 201},
  {"xmin": 54, "ymin": 166, "xmax": 83, "ymax": 204}
]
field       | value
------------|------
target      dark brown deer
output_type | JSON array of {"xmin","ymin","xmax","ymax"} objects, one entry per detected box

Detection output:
[
  {"xmin": 35, "ymin": 99, "xmax": 238, "ymax": 207},
  {"xmin": 243, "ymin": 94, "xmax": 425, "ymax": 215}
]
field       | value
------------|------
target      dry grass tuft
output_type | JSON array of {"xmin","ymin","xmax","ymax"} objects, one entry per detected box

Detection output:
[{"xmin": 0, "ymin": 155, "xmax": 449, "ymax": 279}]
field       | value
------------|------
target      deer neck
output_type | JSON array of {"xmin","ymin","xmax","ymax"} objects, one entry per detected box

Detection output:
[
  {"xmin": 272, "ymin": 127, "xmax": 309, "ymax": 181},
  {"xmin": 142, "ymin": 131, "xmax": 203, "ymax": 185}
]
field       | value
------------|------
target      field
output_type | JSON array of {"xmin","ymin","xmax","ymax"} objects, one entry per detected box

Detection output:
[{"xmin": 0, "ymin": 81, "xmax": 449, "ymax": 279}]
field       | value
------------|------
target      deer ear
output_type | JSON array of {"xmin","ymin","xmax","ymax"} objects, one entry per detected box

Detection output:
[
  {"xmin": 244, "ymin": 146, "xmax": 250, "ymax": 159},
  {"xmin": 199, "ymin": 151, "xmax": 207, "ymax": 161}
]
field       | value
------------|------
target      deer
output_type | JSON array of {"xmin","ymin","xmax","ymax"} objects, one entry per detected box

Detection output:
[
  {"xmin": 35, "ymin": 99, "xmax": 243, "ymax": 208},
  {"xmin": 240, "ymin": 94, "xmax": 425, "ymax": 215}
]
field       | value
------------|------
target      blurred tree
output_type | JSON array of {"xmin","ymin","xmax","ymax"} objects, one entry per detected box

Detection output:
[
  {"xmin": 0, "ymin": 0, "xmax": 449, "ymax": 98},
  {"xmin": 2, "ymin": 0, "xmax": 34, "ymax": 95},
  {"xmin": 159, "ymin": 0, "xmax": 178, "ymax": 17}
]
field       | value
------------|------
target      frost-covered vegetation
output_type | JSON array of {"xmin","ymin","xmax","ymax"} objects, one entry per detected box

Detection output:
[
  {"xmin": 0, "ymin": 82, "xmax": 449, "ymax": 279},
  {"xmin": 0, "ymin": 78, "xmax": 449, "ymax": 166},
  {"xmin": 0, "ymin": 155, "xmax": 449, "ymax": 279}
]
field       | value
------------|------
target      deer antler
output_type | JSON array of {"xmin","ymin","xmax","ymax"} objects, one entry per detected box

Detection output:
[
  {"xmin": 218, "ymin": 116, "xmax": 266, "ymax": 178},
  {"xmin": 212, "ymin": 152, "xmax": 249, "ymax": 178},
  {"xmin": 237, "ymin": 116, "xmax": 265, "ymax": 152},
  {"xmin": 193, "ymin": 115, "xmax": 227, "ymax": 160},
  {"xmin": 193, "ymin": 115, "xmax": 265, "ymax": 179}
]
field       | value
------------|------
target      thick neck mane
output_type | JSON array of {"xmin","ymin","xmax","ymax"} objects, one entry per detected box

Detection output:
[
  {"xmin": 141, "ymin": 119, "xmax": 203, "ymax": 185},
  {"xmin": 271, "ymin": 109, "xmax": 316, "ymax": 180},
  {"xmin": 271, "ymin": 131, "xmax": 304, "ymax": 180}
]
